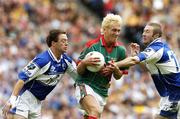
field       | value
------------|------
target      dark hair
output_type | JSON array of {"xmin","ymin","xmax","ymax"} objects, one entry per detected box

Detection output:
[
  {"xmin": 46, "ymin": 29, "xmax": 66, "ymax": 47},
  {"xmin": 147, "ymin": 22, "xmax": 162, "ymax": 37}
]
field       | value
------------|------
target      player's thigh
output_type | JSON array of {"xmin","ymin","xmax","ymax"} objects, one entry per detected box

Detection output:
[
  {"xmin": 13, "ymin": 114, "xmax": 27, "ymax": 119},
  {"xmin": 80, "ymin": 94, "xmax": 101, "ymax": 113},
  {"xmin": 178, "ymin": 103, "xmax": 180, "ymax": 119},
  {"xmin": 154, "ymin": 114, "xmax": 169, "ymax": 119},
  {"xmin": 4, "ymin": 113, "xmax": 13, "ymax": 119}
]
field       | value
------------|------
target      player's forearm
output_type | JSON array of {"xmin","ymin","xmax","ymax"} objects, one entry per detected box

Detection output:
[
  {"xmin": 77, "ymin": 61, "xmax": 87, "ymax": 75},
  {"xmin": 113, "ymin": 69, "xmax": 122, "ymax": 80},
  {"xmin": 115, "ymin": 56, "xmax": 140, "ymax": 68},
  {"xmin": 11, "ymin": 79, "xmax": 25, "ymax": 96}
]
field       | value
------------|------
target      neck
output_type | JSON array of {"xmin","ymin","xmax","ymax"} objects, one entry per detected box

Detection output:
[
  {"xmin": 50, "ymin": 47, "xmax": 62, "ymax": 59},
  {"xmin": 104, "ymin": 35, "xmax": 116, "ymax": 47}
]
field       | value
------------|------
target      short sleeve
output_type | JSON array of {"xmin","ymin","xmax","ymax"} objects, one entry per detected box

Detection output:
[
  {"xmin": 18, "ymin": 57, "xmax": 48, "ymax": 81},
  {"xmin": 137, "ymin": 47, "xmax": 162, "ymax": 63},
  {"xmin": 78, "ymin": 47, "xmax": 91, "ymax": 61}
]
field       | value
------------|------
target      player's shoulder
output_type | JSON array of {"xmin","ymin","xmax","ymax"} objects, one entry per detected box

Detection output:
[
  {"xmin": 116, "ymin": 41, "xmax": 126, "ymax": 50},
  {"xmin": 36, "ymin": 50, "xmax": 50, "ymax": 61},
  {"xmin": 116, "ymin": 40, "xmax": 124, "ymax": 46},
  {"xmin": 62, "ymin": 53, "xmax": 73, "ymax": 63},
  {"xmin": 85, "ymin": 36, "xmax": 101, "ymax": 48},
  {"xmin": 148, "ymin": 39, "xmax": 164, "ymax": 51},
  {"xmin": 33, "ymin": 50, "xmax": 50, "ymax": 67}
]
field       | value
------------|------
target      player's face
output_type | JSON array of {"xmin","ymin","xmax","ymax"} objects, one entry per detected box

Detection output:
[
  {"xmin": 104, "ymin": 23, "xmax": 121, "ymax": 43},
  {"xmin": 142, "ymin": 25, "xmax": 154, "ymax": 46},
  {"xmin": 56, "ymin": 34, "xmax": 68, "ymax": 53}
]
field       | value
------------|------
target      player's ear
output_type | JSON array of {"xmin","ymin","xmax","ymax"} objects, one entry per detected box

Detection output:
[
  {"xmin": 51, "ymin": 40, "xmax": 57, "ymax": 46},
  {"xmin": 153, "ymin": 34, "xmax": 160, "ymax": 39}
]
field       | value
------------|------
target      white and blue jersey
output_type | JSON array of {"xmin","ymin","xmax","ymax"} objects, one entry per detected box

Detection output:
[
  {"xmin": 137, "ymin": 38, "xmax": 180, "ymax": 101},
  {"xmin": 18, "ymin": 49, "xmax": 77, "ymax": 101}
]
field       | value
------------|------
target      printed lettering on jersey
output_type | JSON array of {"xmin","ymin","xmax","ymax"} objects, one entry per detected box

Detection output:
[
  {"xmin": 27, "ymin": 63, "xmax": 36, "ymax": 70},
  {"xmin": 141, "ymin": 48, "xmax": 155, "ymax": 59},
  {"xmin": 23, "ymin": 62, "xmax": 39, "ymax": 77}
]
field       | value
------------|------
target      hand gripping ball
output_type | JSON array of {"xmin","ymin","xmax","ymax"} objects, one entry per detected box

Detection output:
[{"xmin": 85, "ymin": 51, "xmax": 105, "ymax": 72}]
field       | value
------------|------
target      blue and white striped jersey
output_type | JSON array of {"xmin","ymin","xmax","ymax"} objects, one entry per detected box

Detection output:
[
  {"xmin": 137, "ymin": 38, "xmax": 180, "ymax": 101},
  {"xmin": 18, "ymin": 49, "xmax": 77, "ymax": 100}
]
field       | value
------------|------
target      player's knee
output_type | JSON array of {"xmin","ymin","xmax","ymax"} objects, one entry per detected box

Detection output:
[
  {"xmin": 84, "ymin": 115, "xmax": 98, "ymax": 119},
  {"xmin": 87, "ymin": 106, "xmax": 101, "ymax": 118}
]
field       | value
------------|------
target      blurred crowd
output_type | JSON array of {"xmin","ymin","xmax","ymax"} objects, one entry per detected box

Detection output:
[{"xmin": 0, "ymin": 0, "xmax": 180, "ymax": 119}]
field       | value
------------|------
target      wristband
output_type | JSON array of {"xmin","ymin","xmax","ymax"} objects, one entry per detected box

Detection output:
[{"xmin": 8, "ymin": 95, "xmax": 17, "ymax": 108}]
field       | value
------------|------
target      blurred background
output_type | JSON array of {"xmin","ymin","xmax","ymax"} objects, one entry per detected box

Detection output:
[{"xmin": 0, "ymin": 0, "xmax": 180, "ymax": 119}]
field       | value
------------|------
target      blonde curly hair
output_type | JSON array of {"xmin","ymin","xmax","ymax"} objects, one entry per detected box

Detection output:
[{"xmin": 101, "ymin": 13, "xmax": 123, "ymax": 33}]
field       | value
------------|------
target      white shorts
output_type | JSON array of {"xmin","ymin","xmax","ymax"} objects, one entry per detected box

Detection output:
[
  {"xmin": 75, "ymin": 84, "xmax": 107, "ymax": 114},
  {"xmin": 157, "ymin": 96, "xmax": 180, "ymax": 119},
  {"xmin": 10, "ymin": 90, "xmax": 41, "ymax": 119}
]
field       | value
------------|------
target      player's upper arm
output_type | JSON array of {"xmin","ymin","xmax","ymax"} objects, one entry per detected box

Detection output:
[
  {"xmin": 138, "ymin": 42, "xmax": 164, "ymax": 63},
  {"xmin": 77, "ymin": 47, "xmax": 91, "ymax": 65},
  {"xmin": 18, "ymin": 56, "xmax": 49, "ymax": 82},
  {"xmin": 137, "ymin": 47, "xmax": 162, "ymax": 63},
  {"xmin": 78, "ymin": 47, "xmax": 90, "ymax": 60}
]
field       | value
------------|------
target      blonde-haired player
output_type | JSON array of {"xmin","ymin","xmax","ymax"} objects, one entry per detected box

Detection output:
[{"xmin": 75, "ymin": 13, "xmax": 127, "ymax": 119}]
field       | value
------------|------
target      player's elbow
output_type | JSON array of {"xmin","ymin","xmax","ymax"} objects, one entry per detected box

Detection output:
[
  {"xmin": 114, "ymin": 75, "xmax": 122, "ymax": 80},
  {"xmin": 77, "ymin": 65, "xmax": 86, "ymax": 75},
  {"xmin": 77, "ymin": 68, "xmax": 84, "ymax": 75}
]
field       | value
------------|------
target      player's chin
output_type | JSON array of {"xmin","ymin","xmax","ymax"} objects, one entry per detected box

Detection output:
[
  {"xmin": 142, "ymin": 39, "xmax": 148, "ymax": 45},
  {"xmin": 113, "ymin": 36, "xmax": 118, "ymax": 40},
  {"xmin": 63, "ymin": 47, "xmax": 68, "ymax": 52},
  {"xmin": 143, "ymin": 41, "xmax": 149, "ymax": 46},
  {"xmin": 61, "ymin": 49, "xmax": 67, "ymax": 53}
]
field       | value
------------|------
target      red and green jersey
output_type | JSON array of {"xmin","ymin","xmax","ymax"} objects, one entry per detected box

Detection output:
[{"xmin": 77, "ymin": 35, "xmax": 127, "ymax": 97}]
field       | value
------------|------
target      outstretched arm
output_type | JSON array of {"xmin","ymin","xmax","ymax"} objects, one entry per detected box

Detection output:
[
  {"xmin": 11, "ymin": 80, "xmax": 25, "ymax": 97},
  {"xmin": 115, "ymin": 56, "xmax": 140, "ymax": 68}
]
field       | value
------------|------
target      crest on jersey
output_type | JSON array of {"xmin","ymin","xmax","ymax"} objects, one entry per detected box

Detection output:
[
  {"xmin": 142, "ymin": 48, "xmax": 154, "ymax": 58},
  {"xmin": 62, "ymin": 63, "xmax": 66, "ymax": 70},
  {"xmin": 144, "ymin": 48, "xmax": 151, "ymax": 52},
  {"xmin": 27, "ymin": 63, "xmax": 36, "ymax": 70}
]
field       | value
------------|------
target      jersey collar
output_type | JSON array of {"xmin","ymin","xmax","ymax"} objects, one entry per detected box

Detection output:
[
  {"xmin": 100, "ymin": 35, "xmax": 118, "ymax": 47},
  {"xmin": 148, "ymin": 38, "xmax": 162, "ymax": 47},
  {"xmin": 100, "ymin": 35, "xmax": 118, "ymax": 53},
  {"xmin": 48, "ymin": 48, "xmax": 62, "ymax": 63}
]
